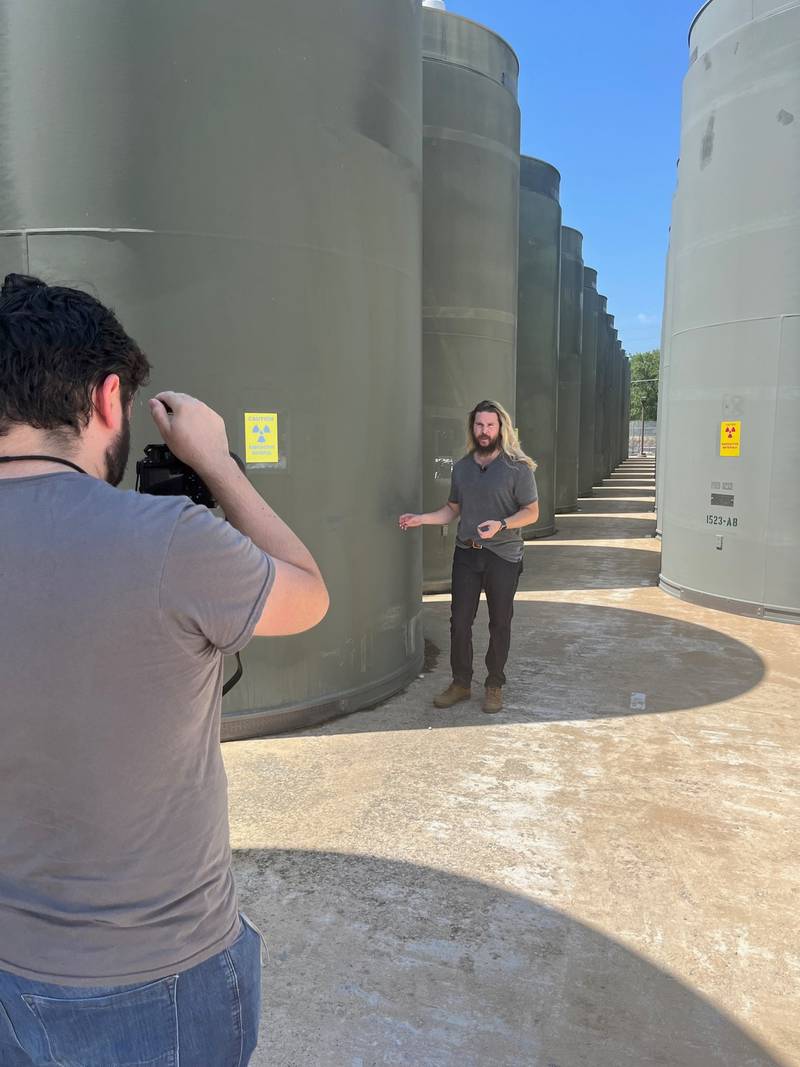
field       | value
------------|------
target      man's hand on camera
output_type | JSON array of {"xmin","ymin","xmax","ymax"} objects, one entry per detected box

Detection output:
[
  {"xmin": 149, "ymin": 391, "xmax": 329, "ymax": 637},
  {"xmin": 149, "ymin": 392, "xmax": 232, "ymax": 479}
]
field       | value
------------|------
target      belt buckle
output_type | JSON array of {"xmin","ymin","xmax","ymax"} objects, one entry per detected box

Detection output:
[{"xmin": 469, "ymin": 539, "xmax": 483, "ymax": 550}]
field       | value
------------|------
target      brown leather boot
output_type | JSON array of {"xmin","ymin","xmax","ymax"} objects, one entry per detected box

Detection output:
[
  {"xmin": 482, "ymin": 687, "xmax": 503, "ymax": 713},
  {"xmin": 433, "ymin": 683, "xmax": 471, "ymax": 709}
]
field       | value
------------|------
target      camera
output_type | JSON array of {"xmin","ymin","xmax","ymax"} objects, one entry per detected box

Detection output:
[
  {"xmin": 135, "ymin": 445, "xmax": 247, "ymax": 508},
  {"xmin": 135, "ymin": 444, "xmax": 218, "ymax": 507},
  {"xmin": 134, "ymin": 444, "xmax": 248, "ymax": 697}
]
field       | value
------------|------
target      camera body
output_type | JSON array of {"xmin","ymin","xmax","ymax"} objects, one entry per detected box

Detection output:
[
  {"xmin": 135, "ymin": 443, "xmax": 247, "ymax": 696},
  {"xmin": 135, "ymin": 444, "xmax": 217, "ymax": 508}
]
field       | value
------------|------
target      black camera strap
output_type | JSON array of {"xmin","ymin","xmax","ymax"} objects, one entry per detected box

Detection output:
[
  {"xmin": 0, "ymin": 455, "xmax": 89, "ymax": 475},
  {"xmin": 222, "ymin": 654, "xmax": 243, "ymax": 698}
]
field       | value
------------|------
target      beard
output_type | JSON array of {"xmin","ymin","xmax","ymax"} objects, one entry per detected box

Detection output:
[
  {"xmin": 473, "ymin": 431, "xmax": 500, "ymax": 457},
  {"xmin": 104, "ymin": 408, "xmax": 131, "ymax": 487}
]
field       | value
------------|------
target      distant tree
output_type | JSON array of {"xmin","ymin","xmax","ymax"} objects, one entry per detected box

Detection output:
[{"xmin": 629, "ymin": 350, "xmax": 660, "ymax": 420}]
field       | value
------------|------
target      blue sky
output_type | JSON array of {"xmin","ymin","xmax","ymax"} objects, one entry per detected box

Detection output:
[{"xmin": 444, "ymin": 0, "xmax": 702, "ymax": 354}]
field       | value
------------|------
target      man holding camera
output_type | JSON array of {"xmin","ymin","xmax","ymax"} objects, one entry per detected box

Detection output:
[
  {"xmin": 400, "ymin": 400, "xmax": 539, "ymax": 714},
  {"xmin": 0, "ymin": 275, "xmax": 328, "ymax": 1066}
]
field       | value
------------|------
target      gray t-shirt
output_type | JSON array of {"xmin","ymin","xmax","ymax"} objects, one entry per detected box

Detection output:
[
  {"xmin": 0, "ymin": 472, "xmax": 274, "ymax": 985},
  {"xmin": 449, "ymin": 453, "xmax": 538, "ymax": 562}
]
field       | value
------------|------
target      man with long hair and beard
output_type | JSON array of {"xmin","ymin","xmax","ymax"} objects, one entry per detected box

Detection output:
[{"xmin": 400, "ymin": 400, "xmax": 539, "ymax": 713}]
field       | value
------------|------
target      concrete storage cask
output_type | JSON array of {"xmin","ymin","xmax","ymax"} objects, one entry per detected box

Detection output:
[
  {"xmin": 607, "ymin": 322, "xmax": 619, "ymax": 477},
  {"xmin": 612, "ymin": 342, "xmax": 623, "ymax": 470},
  {"xmin": 621, "ymin": 347, "xmax": 630, "ymax": 464},
  {"xmin": 554, "ymin": 227, "xmax": 584, "ymax": 514},
  {"xmin": 601, "ymin": 314, "xmax": 617, "ymax": 480},
  {"xmin": 0, "ymin": 237, "xmax": 26, "ymax": 280},
  {"xmin": 616, "ymin": 346, "xmax": 624, "ymax": 468},
  {"xmin": 421, "ymin": 5, "xmax": 521, "ymax": 588},
  {"xmin": 627, "ymin": 347, "xmax": 631, "ymax": 460},
  {"xmin": 623, "ymin": 355, "xmax": 631, "ymax": 461},
  {"xmin": 660, "ymin": 0, "xmax": 800, "ymax": 621},
  {"xmin": 515, "ymin": 158, "xmax": 562, "ymax": 538},
  {"xmin": 611, "ymin": 335, "xmax": 621, "ymax": 471},
  {"xmin": 593, "ymin": 295, "xmax": 609, "ymax": 487},
  {"xmin": 608, "ymin": 323, "xmax": 619, "ymax": 476},
  {"xmin": 617, "ymin": 344, "xmax": 626, "ymax": 466},
  {"xmin": 614, "ymin": 343, "xmax": 618, "ymax": 473},
  {"xmin": 578, "ymin": 267, "xmax": 600, "ymax": 497},
  {"xmin": 0, "ymin": 0, "xmax": 425, "ymax": 735}
]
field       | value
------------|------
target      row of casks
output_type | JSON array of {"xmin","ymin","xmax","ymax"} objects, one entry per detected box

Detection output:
[
  {"xmin": 0, "ymin": 0, "xmax": 629, "ymax": 741},
  {"xmin": 0, "ymin": 0, "xmax": 425, "ymax": 740},
  {"xmin": 422, "ymin": 5, "xmax": 630, "ymax": 588},
  {"xmin": 515, "ymin": 166, "xmax": 630, "ymax": 542},
  {"xmin": 656, "ymin": 0, "xmax": 800, "ymax": 623}
]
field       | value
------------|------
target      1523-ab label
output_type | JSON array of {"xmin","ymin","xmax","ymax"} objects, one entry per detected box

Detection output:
[{"xmin": 706, "ymin": 515, "xmax": 738, "ymax": 527}]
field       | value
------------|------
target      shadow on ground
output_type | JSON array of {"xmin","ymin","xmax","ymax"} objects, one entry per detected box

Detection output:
[
  {"xmin": 521, "ymin": 544, "xmax": 659, "ymax": 589},
  {"xmin": 586, "ymin": 487, "xmax": 655, "ymax": 498},
  {"xmin": 537, "ymin": 516, "xmax": 656, "ymax": 541},
  {"xmin": 501, "ymin": 601, "xmax": 765, "ymax": 720},
  {"xmin": 299, "ymin": 601, "xmax": 765, "ymax": 734},
  {"xmin": 234, "ymin": 849, "xmax": 783, "ymax": 1067},
  {"xmin": 575, "ymin": 498, "xmax": 655, "ymax": 515}
]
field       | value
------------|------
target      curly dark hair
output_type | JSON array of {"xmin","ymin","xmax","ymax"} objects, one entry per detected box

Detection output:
[{"xmin": 0, "ymin": 274, "xmax": 150, "ymax": 438}]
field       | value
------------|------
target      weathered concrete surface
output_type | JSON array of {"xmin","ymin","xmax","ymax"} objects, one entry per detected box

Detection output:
[{"xmin": 225, "ymin": 459, "xmax": 800, "ymax": 1067}]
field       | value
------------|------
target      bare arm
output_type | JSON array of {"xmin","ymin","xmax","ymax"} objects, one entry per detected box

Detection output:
[
  {"xmin": 201, "ymin": 458, "xmax": 329, "ymax": 636},
  {"xmin": 476, "ymin": 501, "xmax": 539, "ymax": 540},
  {"xmin": 399, "ymin": 501, "xmax": 460, "ymax": 530},
  {"xmin": 504, "ymin": 501, "xmax": 540, "ymax": 529},
  {"xmin": 150, "ymin": 393, "xmax": 329, "ymax": 636}
]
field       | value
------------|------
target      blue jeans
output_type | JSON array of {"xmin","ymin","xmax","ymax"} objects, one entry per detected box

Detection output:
[{"xmin": 0, "ymin": 914, "xmax": 263, "ymax": 1067}]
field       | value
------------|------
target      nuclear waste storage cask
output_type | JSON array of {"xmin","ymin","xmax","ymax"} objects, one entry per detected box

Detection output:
[
  {"xmin": 0, "ymin": 0, "xmax": 426, "ymax": 735},
  {"xmin": 421, "ymin": 5, "xmax": 521, "ymax": 588},
  {"xmin": 604, "ymin": 317, "xmax": 618, "ymax": 479},
  {"xmin": 515, "ymin": 157, "xmax": 562, "ymax": 538},
  {"xmin": 554, "ymin": 226, "xmax": 584, "ymax": 514},
  {"xmin": 593, "ymin": 295, "xmax": 609, "ymax": 487},
  {"xmin": 659, "ymin": 0, "xmax": 800, "ymax": 622},
  {"xmin": 578, "ymin": 267, "xmax": 600, "ymax": 497}
]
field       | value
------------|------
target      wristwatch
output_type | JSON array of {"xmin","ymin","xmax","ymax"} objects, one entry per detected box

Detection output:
[{"xmin": 499, "ymin": 518, "xmax": 508, "ymax": 532}]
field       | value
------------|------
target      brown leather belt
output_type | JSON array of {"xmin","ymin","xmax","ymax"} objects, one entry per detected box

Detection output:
[{"xmin": 466, "ymin": 539, "xmax": 484, "ymax": 550}]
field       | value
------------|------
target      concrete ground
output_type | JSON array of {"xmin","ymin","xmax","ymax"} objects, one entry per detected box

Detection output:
[{"xmin": 224, "ymin": 458, "xmax": 800, "ymax": 1067}]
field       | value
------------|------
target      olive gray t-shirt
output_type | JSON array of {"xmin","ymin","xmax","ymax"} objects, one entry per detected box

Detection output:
[
  {"xmin": 0, "ymin": 472, "xmax": 274, "ymax": 985},
  {"xmin": 449, "ymin": 453, "xmax": 538, "ymax": 562}
]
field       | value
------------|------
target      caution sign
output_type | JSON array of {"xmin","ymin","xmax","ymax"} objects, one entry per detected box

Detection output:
[
  {"xmin": 244, "ymin": 412, "xmax": 279, "ymax": 465},
  {"xmin": 720, "ymin": 421, "xmax": 741, "ymax": 457}
]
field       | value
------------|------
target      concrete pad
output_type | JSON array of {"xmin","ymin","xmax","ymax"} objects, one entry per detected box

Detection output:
[{"xmin": 225, "ymin": 459, "xmax": 800, "ymax": 1067}]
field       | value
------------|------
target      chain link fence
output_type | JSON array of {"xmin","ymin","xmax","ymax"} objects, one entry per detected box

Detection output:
[{"xmin": 629, "ymin": 419, "xmax": 657, "ymax": 456}]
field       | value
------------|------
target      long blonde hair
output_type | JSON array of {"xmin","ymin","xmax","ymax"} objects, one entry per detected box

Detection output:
[{"xmin": 467, "ymin": 400, "xmax": 537, "ymax": 471}]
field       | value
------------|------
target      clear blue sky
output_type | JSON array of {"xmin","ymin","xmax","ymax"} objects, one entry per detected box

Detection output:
[{"xmin": 445, "ymin": 0, "xmax": 701, "ymax": 355}]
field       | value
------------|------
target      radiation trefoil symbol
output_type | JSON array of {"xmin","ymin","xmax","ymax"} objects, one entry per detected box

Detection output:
[
  {"xmin": 725, "ymin": 425, "xmax": 736, "ymax": 439},
  {"xmin": 251, "ymin": 424, "xmax": 271, "ymax": 444}
]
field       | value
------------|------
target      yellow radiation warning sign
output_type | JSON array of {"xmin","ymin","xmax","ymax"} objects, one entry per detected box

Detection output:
[
  {"xmin": 244, "ymin": 412, "xmax": 279, "ymax": 464},
  {"xmin": 720, "ymin": 420, "xmax": 741, "ymax": 457}
]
